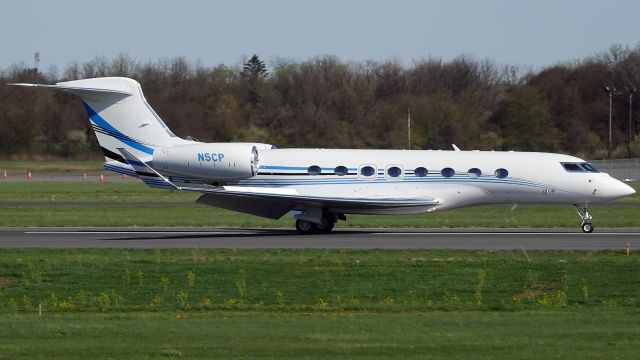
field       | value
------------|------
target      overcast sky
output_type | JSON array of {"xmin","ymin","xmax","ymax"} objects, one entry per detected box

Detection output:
[{"xmin": 1, "ymin": 0, "xmax": 639, "ymax": 72}]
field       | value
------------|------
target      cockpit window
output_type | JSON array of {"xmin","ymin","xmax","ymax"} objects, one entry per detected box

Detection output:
[
  {"xmin": 561, "ymin": 162, "xmax": 598, "ymax": 173},
  {"xmin": 561, "ymin": 162, "xmax": 599, "ymax": 173},
  {"xmin": 580, "ymin": 163, "xmax": 599, "ymax": 172},
  {"xmin": 562, "ymin": 163, "xmax": 583, "ymax": 172}
]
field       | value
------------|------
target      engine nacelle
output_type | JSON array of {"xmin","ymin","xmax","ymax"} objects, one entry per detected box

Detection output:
[{"xmin": 152, "ymin": 142, "xmax": 271, "ymax": 180}]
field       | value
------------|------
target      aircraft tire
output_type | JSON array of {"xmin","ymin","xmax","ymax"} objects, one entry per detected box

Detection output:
[
  {"xmin": 295, "ymin": 219, "xmax": 315, "ymax": 234},
  {"xmin": 581, "ymin": 222, "xmax": 594, "ymax": 233},
  {"xmin": 315, "ymin": 217, "xmax": 335, "ymax": 233}
]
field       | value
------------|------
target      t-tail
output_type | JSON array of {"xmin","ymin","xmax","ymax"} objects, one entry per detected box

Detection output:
[
  {"xmin": 11, "ymin": 77, "xmax": 270, "ymax": 187},
  {"xmin": 10, "ymin": 77, "xmax": 188, "ymax": 169}
]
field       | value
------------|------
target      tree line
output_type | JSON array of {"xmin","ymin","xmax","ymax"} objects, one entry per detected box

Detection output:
[{"xmin": 1, "ymin": 45, "xmax": 640, "ymax": 160}]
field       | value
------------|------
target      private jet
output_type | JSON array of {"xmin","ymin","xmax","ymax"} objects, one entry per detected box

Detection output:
[{"xmin": 11, "ymin": 77, "xmax": 636, "ymax": 233}]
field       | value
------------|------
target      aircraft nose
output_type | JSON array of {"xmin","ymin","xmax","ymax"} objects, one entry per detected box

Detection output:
[{"xmin": 609, "ymin": 179, "xmax": 636, "ymax": 199}]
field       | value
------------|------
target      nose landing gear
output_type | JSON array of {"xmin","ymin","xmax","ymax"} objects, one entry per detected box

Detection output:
[{"xmin": 574, "ymin": 204, "xmax": 594, "ymax": 233}]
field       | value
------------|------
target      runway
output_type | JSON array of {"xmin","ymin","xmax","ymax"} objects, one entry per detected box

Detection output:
[{"xmin": 1, "ymin": 227, "xmax": 639, "ymax": 250}]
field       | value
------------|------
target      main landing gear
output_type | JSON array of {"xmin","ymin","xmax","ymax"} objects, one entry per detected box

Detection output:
[
  {"xmin": 574, "ymin": 204, "xmax": 594, "ymax": 233},
  {"xmin": 295, "ymin": 213, "xmax": 339, "ymax": 235}
]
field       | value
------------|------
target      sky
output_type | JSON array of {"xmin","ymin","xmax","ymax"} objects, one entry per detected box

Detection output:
[{"xmin": 1, "ymin": 0, "xmax": 639, "ymax": 72}]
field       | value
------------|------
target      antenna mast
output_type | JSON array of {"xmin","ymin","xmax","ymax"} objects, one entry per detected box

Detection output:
[
  {"xmin": 407, "ymin": 108, "xmax": 411, "ymax": 150},
  {"xmin": 34, "ymin": 52, "xmax": 40, "ymax": 71}
]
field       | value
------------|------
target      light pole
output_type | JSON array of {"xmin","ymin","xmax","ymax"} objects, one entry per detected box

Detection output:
[
  {"xmin": 604, "ymin": 86, "xmax": 616, "ymax": 158},
  {"xmin": 407, "ymin": 108, "xmax": 411, "ymax": 150},
  {"xmin": 629, "ymin": 87, "xmax": 636, "ymax": 158}
]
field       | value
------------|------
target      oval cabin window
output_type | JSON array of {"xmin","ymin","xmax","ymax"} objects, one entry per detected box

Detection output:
[
  {"xmin": 467, "ymin": 168, "xmax": 482, "ymax": 178},
  {"xmin": 441, "ymin": 167, "xmax": 455, "ymax": 178},
  {"xmin": 307, "ymin": 165, "xmax": 321, "ymax": 176},
  {"xmin": 387, "ymin": 166, "xmax": 402, "ymax": 178},
  {"xmin": 360, "ymin": 165, "xmax": 376, "ymax": 177},
  {"xmin": 414, "ymin": 167, "xmax": 428, "ymax": 177},
  {"xmin": 494, "ymin": 168, "xmax": 509, "ymax": 179},
  {"xmin": 334, "ymin": 166, "xmax": 349, "ymax": 176}
]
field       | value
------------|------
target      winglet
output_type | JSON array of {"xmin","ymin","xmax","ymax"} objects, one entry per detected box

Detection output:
[
  {"xmin": 452, "ymin": 144, "xmax": 461, "ymax": 151},
  {"xmin": 117, "ymin": 148, "xmax": 178, "ymax": 190}
]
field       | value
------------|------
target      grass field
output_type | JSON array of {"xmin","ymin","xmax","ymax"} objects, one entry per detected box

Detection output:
[
  {"xmin": 1, "ymin": 249, "xmax": 639, "ymax": 359},
  {"xmin": 0, "ymin": 160, "xmax": 103, "ymax": 171},
  {"xmin": 1, "ymin": 178, "xmax": 639, "ymax": 358},
  {"xmin": 0, "ymin": 181, "xmax": 639, "ymax": 227},
  {"xmin": 2, "ymin": 311, "xmax": 638, "ymax": 359}
]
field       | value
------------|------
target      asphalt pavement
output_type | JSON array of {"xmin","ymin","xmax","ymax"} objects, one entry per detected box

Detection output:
[{"xmin": 0, "ymin": 227, "xmax": 639, "ymax": 250}]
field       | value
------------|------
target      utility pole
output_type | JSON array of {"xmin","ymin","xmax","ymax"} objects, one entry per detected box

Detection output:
[
  {"xmin": 407, "ymin": 108, "xmax": 411, "ymax": 150},
  {"xmin": 604, "ymin": 86, "xmax": 616, "ymax": 158},
  {"xmin": 34, "ymin": 52, "xmax": 40, "ymax": 71},
  {"xmin": 629, "ymin": 87, "xmax": 636, "ymax": 158}
]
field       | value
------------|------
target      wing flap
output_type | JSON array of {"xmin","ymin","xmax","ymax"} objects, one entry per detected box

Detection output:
[{"xmin": 196, "ymin": 192, "xmax": 295, "ymax": 219}]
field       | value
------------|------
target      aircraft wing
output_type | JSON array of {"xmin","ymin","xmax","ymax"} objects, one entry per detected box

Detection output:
[
  {"xmin": 193, "ymin": 188, "xmax": 438, "ymax": 219},
  {"xmin": 117, "ymin": 148, "xmax": 438, "ymax": 219}
]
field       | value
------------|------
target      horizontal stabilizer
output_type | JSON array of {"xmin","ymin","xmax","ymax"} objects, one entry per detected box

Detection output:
[{"xmin": 9, "ymin": 82, "xmax": 133, "ymax": 96}]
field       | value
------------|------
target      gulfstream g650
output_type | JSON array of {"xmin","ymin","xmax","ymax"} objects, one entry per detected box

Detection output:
[{"xmin": 11, "ymin": 77, "xmax": 635, "ymax": 233}]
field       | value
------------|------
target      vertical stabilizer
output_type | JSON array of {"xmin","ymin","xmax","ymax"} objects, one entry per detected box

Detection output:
[{"xmin": 11, "ymin": 77, "xmax": 187, "ymax": 162}]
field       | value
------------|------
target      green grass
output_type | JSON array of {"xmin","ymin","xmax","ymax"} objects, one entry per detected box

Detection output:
[
  {"xmin": 0, "ymin": 181, "xmax": 199, "ymax": 203},
  {"xmin": 1, "ymin": 249, "xmax": 640, "ymax": 359},
  {"xmin": 1, "ymin": 311, "xmax": 639, "ymax": 359},
  {"xmin": 0, "ymin": 160, "xmax": 103, "ymax": 171},
  {"xmin": 0, "ymin": 182, "xmax": 639, "ymax": 227},
  {"xmin": 2, "ymin": 249, "xmax": 639, "ymax": 313}
]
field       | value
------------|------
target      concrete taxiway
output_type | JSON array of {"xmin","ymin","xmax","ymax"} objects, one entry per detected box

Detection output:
[{"xmin": 0, "ymin": 227, "xmax": 639, "ymax": 250}]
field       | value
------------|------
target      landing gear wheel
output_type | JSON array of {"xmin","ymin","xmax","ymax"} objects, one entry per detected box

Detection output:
[
  {"xmin": 581, "ymin": 222, "xmax": 594, "ymax": 233},
  {"xmin": 574, "ymin": 204, "xmax": 594, "ymax": 233},
  {"xmin": 315, "ymin": 217, "xmax": 335, "ymax": 233},
  {"xmin": 295, "ymin": 219, "xmax": 315, "ymax": 235}
]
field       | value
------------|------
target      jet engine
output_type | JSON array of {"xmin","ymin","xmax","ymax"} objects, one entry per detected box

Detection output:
[{"xmin": 152, "ymin": 143, "xmax": 272, "ymax": 180}]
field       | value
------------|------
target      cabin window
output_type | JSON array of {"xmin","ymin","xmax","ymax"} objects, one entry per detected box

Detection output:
[
  {"xmin": 468, "ymin": 168, "xmax": 482, "ymax": 178},
  {"xmin": 307, "ymin": 165, "xmax": 321, "ymax": 176},
  {"xmin": 561, "ymin": 163, "xmax": 584, "ymax": 172},
  {"xmin": 441, "ymin": 167, "xmax": 455, "ymax": 178},
  {"xmin": 359, "ymin": 165, "xmax": 376, "ymax": 178},
  {"xmin": 334, "ymin": 166, "xmax": 348, "ymax": 176},
  {"xmin": 386, "ymin": 166, "xmax": 403, "ymax": 178},
  {"xmin": 494, "ymin": 168, "xmax": 509, "ymax": 178},
  {"xmin": 414, "ymin": 167, "xmax": 428, "ymax": 177}
]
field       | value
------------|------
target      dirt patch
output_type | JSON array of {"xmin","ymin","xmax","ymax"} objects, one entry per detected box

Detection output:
[
  {"xmin": 513, "ymin": 284, "xmax": 555, "ymax": 300},
  {"xmin": 0, "ymin": 276, "xmax": 20, "ymax": 288},
  {"xmin": 512, "ymin": 289, "xmax": 546, "ymax": 300}
]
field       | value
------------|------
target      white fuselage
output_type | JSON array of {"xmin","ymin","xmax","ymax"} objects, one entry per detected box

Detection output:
[{"xmin": 221, "ymin": 148, "xmax": 634, "ymax": 215}]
